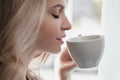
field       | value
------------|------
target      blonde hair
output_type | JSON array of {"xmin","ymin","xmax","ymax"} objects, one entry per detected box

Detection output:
[{"xmin": 0, "ymin": 0, "xmax": 48, "ymax": 80}]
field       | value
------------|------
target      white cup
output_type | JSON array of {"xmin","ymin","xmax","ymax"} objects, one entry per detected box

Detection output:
[{"xmin": 66, "ymin": 35, "xmax": 104, "ymax": 68}]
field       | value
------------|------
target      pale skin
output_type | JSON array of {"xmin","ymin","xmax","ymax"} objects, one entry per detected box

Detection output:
[
  {"xmin": 36, "ymin": 0, "xmax": 71, "ymax": 53},
  {"xmin": 36, "ymin": 0, "xmax": 77, "ymax": 79},
  {"xmin": 18, "ymin": 0, "xmax": 77, "ymax": 80}
]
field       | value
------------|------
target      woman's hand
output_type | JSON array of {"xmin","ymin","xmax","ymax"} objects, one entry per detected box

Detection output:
[
  {"xmin": 57, "ymin": 47, "xmax": 77, "ymax": 80},
  {"xmin": 59, "ymin": 48, "xmax": 77, "ymax": 72}
]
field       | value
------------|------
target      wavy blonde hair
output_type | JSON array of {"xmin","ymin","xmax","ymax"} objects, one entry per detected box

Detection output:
[{"xmin": 0, "ymin": 0, "xmax": 48, "ymax": 80}]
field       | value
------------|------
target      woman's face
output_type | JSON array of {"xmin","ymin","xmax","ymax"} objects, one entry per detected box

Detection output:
[{"xmin": 36, "ymin": 0, "xmax": 71, "ymax": 53}]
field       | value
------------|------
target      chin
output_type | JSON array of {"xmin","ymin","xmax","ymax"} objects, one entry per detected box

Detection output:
[
  {"xmin": 49, "ymin": 47, "xmax": 61, "ymax": 54},
  {"xmin": 52, "ymin": 50, "xmax": 61, "ymax": 54}
]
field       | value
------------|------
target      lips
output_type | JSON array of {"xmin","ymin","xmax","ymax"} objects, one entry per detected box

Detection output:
[
  {"xmin": 57, "ymin": 38, "xmax": 64, "ymax": 44},
  {"xmin": 56, "ymin": 35, "xmax": 66, "ymax": 44}
]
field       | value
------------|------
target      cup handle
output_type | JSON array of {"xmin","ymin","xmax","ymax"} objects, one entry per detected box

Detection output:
[{"xmin": 78, "ymin": 34, "xmax": 82, "ymax": 36}]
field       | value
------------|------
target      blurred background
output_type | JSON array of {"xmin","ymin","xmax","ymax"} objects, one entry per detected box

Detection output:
[{"xmin": 30, "ymin": 0, "xmax": 103, "ymax": 80}]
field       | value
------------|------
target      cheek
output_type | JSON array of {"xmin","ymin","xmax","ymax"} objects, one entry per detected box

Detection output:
[
  {"xmin": 37, "ymin": 15, "xmax": 61, "ymax": 52},
  {"xmin": 36, "ymin": 17, "xmax": 62, "ymax": 53},
  {"xmin": 41, "ymin": 15, "xmax": 62, "ymax": 37},
  {"xmin": 41, "ymin": 21, "xmax": 58, "ymax": 37}
]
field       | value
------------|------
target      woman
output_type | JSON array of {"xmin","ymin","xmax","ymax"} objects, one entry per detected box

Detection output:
[{"xmin": 0, "ymin": 0, "xmax": 77, "ymax": 80}]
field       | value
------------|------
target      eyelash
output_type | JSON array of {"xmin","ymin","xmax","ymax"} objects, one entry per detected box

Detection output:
[{"xmin": 52, "ymin": 14, "xmax": 60, "ymax": 19}]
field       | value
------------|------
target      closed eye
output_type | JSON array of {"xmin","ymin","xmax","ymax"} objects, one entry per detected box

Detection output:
[{"xmin": 52, "ymin": 14, "xmax": 60, "ymax": 19}]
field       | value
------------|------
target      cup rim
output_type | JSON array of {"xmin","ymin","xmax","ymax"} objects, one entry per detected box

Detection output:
[{"xmin": 66, "ymin": 35, "xmax": 104, "ymax": 43}]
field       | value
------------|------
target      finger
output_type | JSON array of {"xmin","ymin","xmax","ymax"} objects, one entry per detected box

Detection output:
[
  {"xmin": 60, "ymin": 61, "xmax": 77, "ymax": 73},
  {"xmin": 60, "ymin": 48, "xmax": 73, "ymax": 62}
]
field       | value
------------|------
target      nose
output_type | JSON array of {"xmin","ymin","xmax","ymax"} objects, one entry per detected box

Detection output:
[{"xmin": 61, "ymin": 16, "xmax": 72, "ymax": 30}]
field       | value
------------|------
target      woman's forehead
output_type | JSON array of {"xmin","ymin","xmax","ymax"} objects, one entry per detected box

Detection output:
[{"xmin": 47, "ymin": 0, "xmax": 66, "ymax": 8}]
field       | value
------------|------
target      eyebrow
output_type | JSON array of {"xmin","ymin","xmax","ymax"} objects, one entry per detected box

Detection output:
[{"xmin": 51, "ymin": 4, "xmax": 65, "ymax": 9}]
